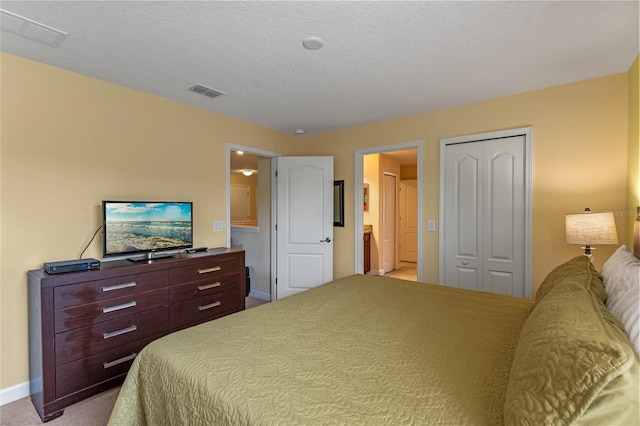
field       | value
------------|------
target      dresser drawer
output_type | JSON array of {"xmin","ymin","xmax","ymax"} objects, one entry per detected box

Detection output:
[
  {"xmin": 55, "ymin": 289, "xmax": 168, "ymax": 333},
  {"xmin": 55, "ymin": 307, "xmax": 169, "ymax": 366},
  {"xmin": 54, "ymin": 270, "xmax": 168, "ymax": 310},
  {"xmin": 169, "ymin": 272, "xmax": 240, "ymax": 304},
  {"xmin": 169, "ymin": 254, "xmax": 243, "ymax": 285},
  {"xmin": 170, "ymin": 287, "xmax": 242, "ymax": 330},
  {"xmin": 55, "ymin": 335, "xmax": 157, "ymax": 399}
]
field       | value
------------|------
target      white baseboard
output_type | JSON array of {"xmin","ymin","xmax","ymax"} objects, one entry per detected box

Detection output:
[
  {"xmin": 248, "ymin": 290, "xmax": 270, "ymax": 301},
  {"xmin": 0, "ymin": 381, "xmax": 29, "ymax": 406}
]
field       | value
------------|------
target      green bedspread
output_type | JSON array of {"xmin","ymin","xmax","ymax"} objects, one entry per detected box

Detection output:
[{"xmin": 108, "ymin": 274, "xmax": 534, "ymax": 425}]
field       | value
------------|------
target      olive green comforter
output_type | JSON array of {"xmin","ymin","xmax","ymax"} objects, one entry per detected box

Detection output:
[{"xmin": 109, "ymin": 275, "xmax": 533, "ymax": 425}]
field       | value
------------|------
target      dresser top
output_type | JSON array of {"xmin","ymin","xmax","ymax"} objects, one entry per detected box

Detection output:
[{"xmin": 28, "ymin": 247, "xmax": 244, "ymax": 285}]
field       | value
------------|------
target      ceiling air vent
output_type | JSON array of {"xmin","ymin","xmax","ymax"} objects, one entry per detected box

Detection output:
[{"xmin": 187, "ymin": 84, "xmax": 225, "ymax": 99}]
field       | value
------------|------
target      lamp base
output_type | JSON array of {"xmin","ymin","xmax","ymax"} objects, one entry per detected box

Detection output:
[{"xmin": 580, "ymin": 246, "xmax": 595, "ymax": 262}]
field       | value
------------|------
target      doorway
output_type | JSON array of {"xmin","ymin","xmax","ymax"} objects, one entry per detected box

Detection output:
[
  {"xmin": 355, "ymin": 141, "xmax": 423, "ymax": 282},
  {"xmin": 226, "ymin": 145, "xmax": 335, "ymax": 302},
  {"xmin": 226, "ymin": 144, "xmax": 280, "ymax": 302}
]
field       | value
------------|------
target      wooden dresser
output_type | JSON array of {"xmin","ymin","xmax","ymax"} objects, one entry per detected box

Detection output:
[{"xmin": 28, "ymin": 248, "xmax": 245, "ymax": 422}]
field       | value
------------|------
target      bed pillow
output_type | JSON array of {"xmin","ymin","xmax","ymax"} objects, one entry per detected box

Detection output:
[
  {"xmin": 505, "ymin": 281, "xmax": 639, "ymax": 425},
  {"xmin": 535, "ymin": 255, "xmax": 607, "ymax": 304},
  {"xmin": 600, "ymin": 244, "xmax": 640, "ymax": 357}
]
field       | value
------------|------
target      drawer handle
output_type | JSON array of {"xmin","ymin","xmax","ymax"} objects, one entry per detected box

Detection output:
[
  {"xmin": 103, "ymin": 325, "xmax": 138, "ymax": 340},
  {"xmin": 198, "ymin": 301, "xmax": 221, "ymax": 311},
  {"xmin": 198, "ymin": 266, "xmax": 221, "ymax": 274},
  {"xmin": 103, "ymin": 353, "xmax": 137, "ymax": 369},
  {"xmin": 102, "ymin": 281, "xmax": 136, "ymax": 292},
  {"xmin": 102, "ymin": 301, "xmax": 137, "ymax": 314},
  {"xmin": 198, "ymin": 282, "xmax": 221, "ymax": 291}
]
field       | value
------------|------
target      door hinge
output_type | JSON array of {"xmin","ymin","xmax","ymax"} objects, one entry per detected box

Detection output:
[
  {"xmin": 275, "ymin": 224, "xmax": 277, "ymax": 231},
  {"xmin": 275, "ymin": 277, "xmax": 278, "ymax": 285},
  {"xmin": 275, "ymin": 170, "xmax": 278, "ymax": 178}
]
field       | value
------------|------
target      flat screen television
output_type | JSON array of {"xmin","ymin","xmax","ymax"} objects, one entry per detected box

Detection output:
[{"xmin": 102, "ymin": 201, "xmax": 193, "ymax": 260}]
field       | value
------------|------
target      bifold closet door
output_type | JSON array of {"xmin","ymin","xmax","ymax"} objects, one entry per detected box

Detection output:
[{"xmin": 442, "ymin": 136, "xmax": 526, "ymax": 297}]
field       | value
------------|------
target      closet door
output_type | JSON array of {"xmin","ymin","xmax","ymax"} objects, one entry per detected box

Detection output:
[
  {"xmin": 482, "ymin": 137, "xmax": 526, "ymax": 296},
  {"xmin": 443, "ymin": 142, "xmax": 484, "ymax": 291},
  {"xmin": 441, "ymin": 135, "xmax": 527, "ymax": 297}
]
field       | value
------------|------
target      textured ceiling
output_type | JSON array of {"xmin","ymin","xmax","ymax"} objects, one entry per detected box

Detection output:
[{"xmin": 1, "ymin": 1, "xmax": 638, "ymax": 136}]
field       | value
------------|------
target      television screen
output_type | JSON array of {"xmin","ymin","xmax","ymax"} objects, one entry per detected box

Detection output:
[{"xmin": 103, "ymin": 201, "xmax": 193, "ymax": 258}]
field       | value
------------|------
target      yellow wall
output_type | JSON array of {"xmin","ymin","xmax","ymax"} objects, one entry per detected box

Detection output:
[
  {"xmin": 0, "ymin": 51, "xmax": 634, "ymax": 394},
  {"xmin": 627, "ymin": 55, "xmax": 640, "ymax": 246},
  {"xmin": 0, "ymin": 53, "xmax": 301, "ymax": 390},
  {"xmin": 302, "ymin": 72, "xmax": 630, "ymax": 292},
  {"xmin": 400, "ymin": 164, "xmax": 417, "ymax": 180}
]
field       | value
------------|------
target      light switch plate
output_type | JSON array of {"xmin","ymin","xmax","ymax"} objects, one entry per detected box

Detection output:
[
  {"xmin": 213, "ymin": 220, "xmax": 224, "ymax": 232},
  {"xmin": 427, "ymin": 220, "xmax": 436, "ymax": 232}
]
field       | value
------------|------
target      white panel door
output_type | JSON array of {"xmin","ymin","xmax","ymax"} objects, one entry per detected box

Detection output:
[
  {"xmin": 442, "ymin": 135, "xmax": 526, "ymax": 297},
  {"xmin": 399, "ymin": 181, "xmax": 418, "ymax": 262},
  {"xmin": 483, "ymin": 137, "xmax": 525, "ymax": 296},
  {"xmin": 230, "ymin": 184, "xmax": 250, "ymax": 221},
  {"xmin": 276, "ymin": 156, "xmax": 333, "ymax": 300},
  {"xmin": 444, "ymin": 142, "xmax": 483, "ymax": 292}
]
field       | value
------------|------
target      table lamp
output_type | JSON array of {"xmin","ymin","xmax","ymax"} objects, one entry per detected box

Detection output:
[{"xmin": 565, "ymin": 207, "xmax": 618, "ymax": 260}]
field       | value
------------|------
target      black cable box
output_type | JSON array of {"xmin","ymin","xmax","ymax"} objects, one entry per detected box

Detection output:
[
  {"xmin": 186, "ymin": 247, "xmax": 208, "ymax": 254},
  {"xmin": 43, "ymin": 258, "xmax": 100, "ymax": 274}
]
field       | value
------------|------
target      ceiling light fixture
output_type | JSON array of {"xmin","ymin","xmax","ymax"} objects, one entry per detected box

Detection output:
[
  {"xmin": 302, "ymin": 36, "xmax": 324, "ymax": 50},
  {"xmin": 0, "ymin": 9, "xmax": 68, "ymax": 47},
  {"xmin": 236, "ymin": 151, "xmax": 244, "ymax": 155},
  {"xmin": 242, "ymin": 170, "xmax": 253, "ymax": 176},
  {"xmin": 295, "ymin": 129, "xmax": 305, "ymax": 135}
]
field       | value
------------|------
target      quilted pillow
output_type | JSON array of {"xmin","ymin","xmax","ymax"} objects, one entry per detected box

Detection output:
[
  {"xmin": 600, "ymin": 245, "xmax": 640, "ymax": 357},
  {"xmin": 535, "ymin": 255, "xmax": 607, "ymax": 304},
  {"xmin": 505, "ymin": 281, "xmax": 639, "ymax": 425}
]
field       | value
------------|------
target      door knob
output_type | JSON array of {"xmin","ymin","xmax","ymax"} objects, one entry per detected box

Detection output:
[
  {"xmin": 321, "ymin": 237, "xmax": 332, "ymax": 243},
  {"xmin": 462, "ymin": 260, "xmax": 468, "ymax": 265}
]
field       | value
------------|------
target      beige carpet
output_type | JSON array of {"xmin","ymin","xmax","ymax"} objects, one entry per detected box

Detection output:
[{"xmin": 0, "ymin": 296, "xmax": 269, "ymax": 426}]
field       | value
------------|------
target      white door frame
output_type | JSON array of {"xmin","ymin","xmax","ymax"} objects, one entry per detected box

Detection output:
[
  {"xmin": 438, "ymin": 127, "xmax": 533, "ymax": 298},
  {"xmin": 354, "ymin": 141, "xmax": 423, "ymax": 281},
  {"xmin": 226, "ymin": 143, "xmax": 281, "ymax": 301},
  {"xmin": 382, "ymin": 172, "xmax": 398, "ymax": 273}
]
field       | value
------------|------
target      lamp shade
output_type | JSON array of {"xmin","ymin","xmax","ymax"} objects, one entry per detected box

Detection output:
[{"xmin": 565, "ymin": 211, "xmax": 618, "ymax": 245}]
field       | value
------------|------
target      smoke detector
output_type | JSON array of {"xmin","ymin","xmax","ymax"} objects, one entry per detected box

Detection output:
[
  {"xmin": 302, "ymin": 36, "xmax": 324, "ymax": 50},
  {"xmin": 187, "ymin": 84, "xmax": 225, "ymax": 99}
]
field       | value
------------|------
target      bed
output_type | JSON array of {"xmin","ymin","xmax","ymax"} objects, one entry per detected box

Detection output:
[{"xmin": 108, "ymin": 251, "xmax": 639, "ymax": 425}]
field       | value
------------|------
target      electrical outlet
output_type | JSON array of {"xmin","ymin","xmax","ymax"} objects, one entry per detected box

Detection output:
[
  {"xmin": 428, "ymin": 220, "xmax": 436, "ymax": 232},
  {"xmin": 213, "ymin": 220, "xmax": 224, "ymax": 232}
]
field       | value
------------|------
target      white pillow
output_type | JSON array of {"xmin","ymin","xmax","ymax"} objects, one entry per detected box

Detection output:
[{"xmin": 601, "ymin": 244, "xmax": 640, "ymax": 357}]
